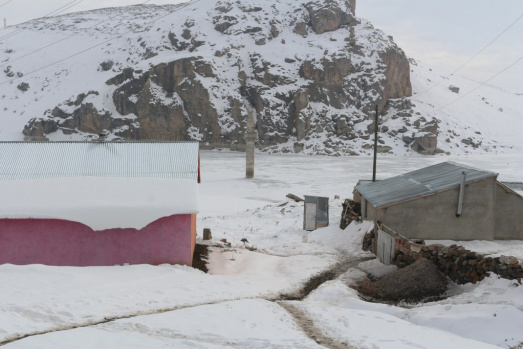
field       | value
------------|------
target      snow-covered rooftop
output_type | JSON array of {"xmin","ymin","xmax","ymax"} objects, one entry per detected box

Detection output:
[
  {"xmin": 0, "ymin": 177, "xmax": 199, "ymax": 230},
  {"xmin": 0, "ymin": 141, "xmax": 200, "ymax": 230}
]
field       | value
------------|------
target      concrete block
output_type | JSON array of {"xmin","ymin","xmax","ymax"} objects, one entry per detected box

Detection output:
[{"xmin": 203, "ymin": 228, "xmax": 212, "ymax": 240}]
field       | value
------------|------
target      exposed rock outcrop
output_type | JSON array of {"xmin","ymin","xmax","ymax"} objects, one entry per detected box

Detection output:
[
  {"xmin": 304, "ymin": 0, "xmax": 356, "ymax": 34},
  {"xmin": 99, "ymin": 60, "xmax": 114, "ymax": 71},
  {"xmin": 17, "ymin": 82, "xmax": 30, "ymax": 92},
  {"xmin": 382, "ymin": 98, "xmax": 439, "ymax": 155},
  {"xmin": 23, "ymin": 91, "xmax": 138, "ymax": 140},
  {"xmin": 21, "ymin": 0, "xmax": 415, "ymax": 155},
  {"xmin": 380, "ymin": 47, "xmax": 412, "ymax": 102}
]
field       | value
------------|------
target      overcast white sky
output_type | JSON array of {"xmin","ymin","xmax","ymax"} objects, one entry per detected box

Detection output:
[{"xmin": 1, "ymin": 0, "xmax": 522, "ymax": 93}]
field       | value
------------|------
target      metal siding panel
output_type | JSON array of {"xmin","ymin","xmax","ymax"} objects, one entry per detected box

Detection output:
[
  {"xmin": 377, "ymin": 229, "xmax": 395, "ymax": 265},
  {"xmin": 304, "ymin": 203, "xmax": 317, "ymax": 231},
  {"xmin": 316, "ymin": 197, "xmax": 329, "ymax": 224},
  {"xmin": 0, "ymin": 141, "xmax": 199, "ymax": 180}
]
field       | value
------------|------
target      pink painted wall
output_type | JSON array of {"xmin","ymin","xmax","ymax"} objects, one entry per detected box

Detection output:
[{"xmin": 0, "ymin": 214, "xmax": 195, "ymax": 266}]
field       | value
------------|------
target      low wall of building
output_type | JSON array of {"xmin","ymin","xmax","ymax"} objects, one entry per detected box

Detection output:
[{"xmin": 0, "ymin": 214, "xmax": 195, "ymax": 266}]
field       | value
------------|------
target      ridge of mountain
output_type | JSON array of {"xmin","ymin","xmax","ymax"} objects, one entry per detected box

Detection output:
[{"xmin": 0, "ymin": 0, "xmax": 521, "ymax": 156}]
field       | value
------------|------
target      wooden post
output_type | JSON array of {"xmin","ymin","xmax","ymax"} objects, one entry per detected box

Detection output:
[
  {"xmin": 245, "ymin": 107, "xmax": 256, "ymax": 178},
  {"xmin": 203, "ymin": 228, "xmax": 212, "ymax": 240},
  {"xmin": 372, "ymin": 104, "xmax": 379, "ymax": 182}
]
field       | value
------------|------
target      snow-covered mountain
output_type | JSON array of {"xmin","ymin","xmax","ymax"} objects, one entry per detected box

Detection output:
[{"xmin": 0, "ymin": 0, "xmax": 521, "ymax": 156}]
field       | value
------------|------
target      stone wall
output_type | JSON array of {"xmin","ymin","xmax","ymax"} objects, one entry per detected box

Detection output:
[{"xmin": 380, "ymin": 225, "xmax": 522, "ymax": 284}]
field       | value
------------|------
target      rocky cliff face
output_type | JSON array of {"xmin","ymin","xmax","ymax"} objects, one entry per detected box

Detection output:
[{"xmin": 18, "ymin": 0, "xmax": 417, "ymax": 154}]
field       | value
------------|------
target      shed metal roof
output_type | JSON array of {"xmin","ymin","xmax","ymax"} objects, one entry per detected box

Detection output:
[
  {"xmin": 0, "ymin": 141, "xmax": 199, "ymax": 181},
  {"xmin": 355, "ymin": 161, "xmax": 498, "ymax": 208},
  {"xmin": 501, "ymin": 182, "xmax": 523, "ymax": 191}
]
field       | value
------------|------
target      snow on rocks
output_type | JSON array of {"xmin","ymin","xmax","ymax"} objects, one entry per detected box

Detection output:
[
  {"xmin": 2, "ymin": 0, "xmax": 409, "ymax": 155},
  {"xmin": 1, "ymin": 1, "xmax": 521, "ymax": 155}
]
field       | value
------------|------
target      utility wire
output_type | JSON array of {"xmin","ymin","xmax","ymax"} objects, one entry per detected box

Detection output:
[
  {"xmin": 437, "ymin": 55, "xmax": 523, "ymax": 110},
  {"xmin": 0, "ymin": 0, "xmax": 84, "ymax": 42},
  {"xmin": 0, "ymin": 0, "xmax": 83, "ymax": 41},
  {"xmin": 450, "ymin": 14, "xmax": 523, "ymax": 76},
  {"xmin": 418, "ymin": 13, "xmax": 523, "ymax": 96},
  {"xmin": 0, "ymin": 0, "xmax": 199, "ymax": 86},
  {"xmin": 0, "ymin": 0, "xmax": 14, "ymax": 8},
  {"xmin": 45, "ymin": 0, "xmax": 84, "ymax": 18},
  {"xmin": 0, "ymin": 0, "xmax": 152, "ymax": 68}
]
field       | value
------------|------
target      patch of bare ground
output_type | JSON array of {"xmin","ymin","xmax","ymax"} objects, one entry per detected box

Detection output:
[
  {"xmin": 280, "ymin": 255, "xmax": 374, "ymax": 301},
  {"xmin": 356, "ymin": 258, "xmax": 448, "ymax": 303},
  {"xmin": 192, "ymin": 243, "xmax": 209, "ymax": 273},
  {"xmin": 275, "ymin": 256, "xmax": 374, "ymax": 348}
]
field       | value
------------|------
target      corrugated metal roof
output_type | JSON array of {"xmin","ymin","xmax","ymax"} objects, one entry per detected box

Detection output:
[
  {"xmin": 501, "ymin": 182, "xmax": 523, "ymax": 191},
  {"xmin": 0, "ymin": 141, "xmax": 199, "ymax": 180},
  {"xmin": 355, "ymin": 161, "xmax": 498, "ymax": 208}
]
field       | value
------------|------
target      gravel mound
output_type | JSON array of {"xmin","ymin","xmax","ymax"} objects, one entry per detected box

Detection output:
[{"xmin": 360, "ymin": 258, "xmax": 448, "ymax": 302}]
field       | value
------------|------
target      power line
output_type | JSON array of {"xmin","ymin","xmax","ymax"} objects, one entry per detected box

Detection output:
[
  {"xmin": 438, "ymin": 55, "xmax": 523, "ymax": 110},
  {"xmin": 0, "ymin": 0, "xmax": 152, "ymax": 68},
  {"xmin": 418, "ymin": 13, "xmax": 523, "ymax": 96},
  {"xmin": 0, "ymin": 0, "xmax": 14, "ymax": 8},
  {"xmin": 449, "ymin": 14, "xmax": 523, "ymax": 76},
  {"xmin": 45, "ymin": 0, "xmax": 84, "ymax": 18},
  {"xmin": 0, "ymin": 0, "xmax": 199, "ymax": 86},
  {"xmin": 0, "ymin": 0, "xmax": 84, "ymax": 42}
]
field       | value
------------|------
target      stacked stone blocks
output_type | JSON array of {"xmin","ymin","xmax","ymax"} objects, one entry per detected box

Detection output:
[{"xmin": 383, "ymin": 226, "xmax": 522, "ymax": 284}]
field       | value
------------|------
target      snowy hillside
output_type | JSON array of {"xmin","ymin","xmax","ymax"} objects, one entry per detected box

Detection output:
[
  {"xmin": 401, "ymin": 59, "xmax": 523, "ymax": 156},
  {"xmin": 0, "ymin": 0, "xmax": 521, "ymax": 156}
]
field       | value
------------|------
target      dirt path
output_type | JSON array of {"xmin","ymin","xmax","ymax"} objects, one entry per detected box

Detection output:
[
  {"xmin": 280, "ymin": 254, "xmax": 374, "ymax": 301},
  {"xmin": 1, "ymin": 252, "xmax": 373, "ymax": 347},
  {"xmin": 275, "ymin": 254, "xmax": 372, "ymax": 349},
  {"xmin": 278, "ymin": 301, "xmax": 356, "ymax": 349}
]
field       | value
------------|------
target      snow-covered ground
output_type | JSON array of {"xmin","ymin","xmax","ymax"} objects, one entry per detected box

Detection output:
[{"xmin": 1, "ymin": 151, "xmax": 523, "ymax": 348}]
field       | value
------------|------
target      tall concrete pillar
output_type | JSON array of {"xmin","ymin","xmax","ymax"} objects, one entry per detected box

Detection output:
[{"xmin": 245, "ymin": 107, "xmax": 256, "ymax": 178}]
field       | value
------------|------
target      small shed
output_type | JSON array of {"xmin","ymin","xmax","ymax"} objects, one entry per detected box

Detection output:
[
  {"xmin": 303, "ymin": 195, "xmax": 329, "ymax": 231},
  {"xmin": 0, "ymin": 141, "xmax": 200, "ymax": 266},
  {"xmin": 355, "ymin": 161, "xmax": 523, "ymax": 241}
]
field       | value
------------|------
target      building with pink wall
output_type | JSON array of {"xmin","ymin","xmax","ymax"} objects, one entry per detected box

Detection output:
[{"xmin": 0, "ymin": 141, "xmax": 200, "ymax": 267}]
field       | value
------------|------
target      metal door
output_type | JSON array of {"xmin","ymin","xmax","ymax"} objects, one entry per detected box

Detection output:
[
  {"xmin": 377, "ymin": 229, "xmax": 395, "ymax": 265},
  {"xmin": 304, "ymin": 203, "xmax": 317, "ymax": 231}
]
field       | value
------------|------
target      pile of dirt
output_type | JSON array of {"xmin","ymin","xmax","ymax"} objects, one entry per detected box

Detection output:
[{"xmin": 358, "ymin": 258, "xmax": 448, "ymax": 302}]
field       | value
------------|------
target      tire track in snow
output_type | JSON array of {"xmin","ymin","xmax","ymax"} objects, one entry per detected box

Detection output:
[
  {"xmin": 0, "ymin": 296, "xmax": 266, "ymax": 346},
  {"xmin": 1, "ymin": 254, "xmax": 372, "ymax": 347},
  {"xmin": 278, "ymin": 302, "xmax": 355, "ymax": 349},
  {"xmin": 276, "ymin": 255, "xmax": 374, "ymax": 349}
]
